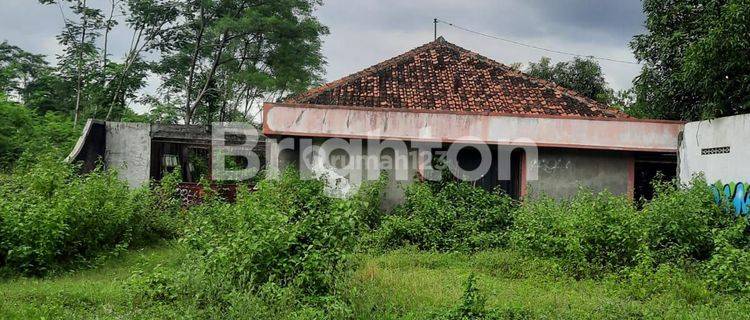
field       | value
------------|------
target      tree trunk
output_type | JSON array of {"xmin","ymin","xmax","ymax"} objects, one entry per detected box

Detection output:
[
  {"xmin": 74, "ymin": 0, "xmax": 88, "ymax": 127},
  {"xmin": 184, "ymin": 7, "xmax": 205, "ymax": 124}
]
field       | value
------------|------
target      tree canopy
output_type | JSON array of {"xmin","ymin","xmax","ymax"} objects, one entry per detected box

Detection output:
[
  {"xmin": 11, "ymin": 0, "xmax": 329, "ymax": 126},
  {"xmin": 525, "ymin": 56, "xmax": 624, "ymax": 106},
  {"xmin": 630, "ymin": 0, "xmax": 750, "ymax": 120}
]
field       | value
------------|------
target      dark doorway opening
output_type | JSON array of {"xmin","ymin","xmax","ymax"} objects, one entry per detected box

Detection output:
[
  {"xmin": 510, "ymin": 148, "xmax": 525, "ymax": 199},
  {"xmin": 634, "ymin": 153, "xmax": 677, "ymax": 202},
  {"xmin": 446, "ymin": 144, "xmax": 526, "ymax": 199}
]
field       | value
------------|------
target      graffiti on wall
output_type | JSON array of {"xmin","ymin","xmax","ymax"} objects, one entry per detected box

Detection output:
[{"xmin": 711, "ymin": 182, "xmax": 750, "ymax": 216}]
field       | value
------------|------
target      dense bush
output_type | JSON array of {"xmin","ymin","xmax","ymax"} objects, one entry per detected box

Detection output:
[
  {"xmin": 0, "ymin": 158, "xmax": 182, "ymax": 275},
  {"xmin": 129, "ymin": 170, "xmax": 185, "ymax": 244},
  {"xmin": 374, "ymin": 180, "xmax": 516, "ymax": 252},
  {"xmin": 638, "ymin": 178, "xmax": 731, "ymax": 264},
  {"xmin": 704, "ymin": 217, "xmax": 750, "ymax": 294},
  {"xmin": 140, "ymin": 169, "xmax": 379, "ymax": 312},
  {"xmin": 510, "ymin": 190, "xmax": 640, "ymax": 276}
]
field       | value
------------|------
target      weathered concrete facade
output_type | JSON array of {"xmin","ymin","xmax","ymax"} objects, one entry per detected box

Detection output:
[
  {"xmin": 68, "ymin": 120, "xmax": 265, "ymax": 189},
  {"xmin": 266, "ymin": 134, "xmax": 637, "ymax": 204},
  {"xmin": 104, "ymin": 122, "xmax": 151, "ymax": 188},
  {"xmin": 529, "ymin": 148, "xmax": 632, "ymax": 198},
  {"xmin": 264, "ymin": 103, "xmax": 683, "ymax": 153},
  {"xmin": 266, "ymin": 137, "xmax": 419, "ymax": 209}
]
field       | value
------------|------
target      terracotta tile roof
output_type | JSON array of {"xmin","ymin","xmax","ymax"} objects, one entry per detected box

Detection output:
[{"xmin": 287, "ymin": 37, "xmax": 628, "ymax": 119}]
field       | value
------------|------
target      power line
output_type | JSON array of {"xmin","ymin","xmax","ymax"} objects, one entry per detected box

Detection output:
[{"xmin": 435, "ymin": 18, "xmax": 640, "ymax": 65}]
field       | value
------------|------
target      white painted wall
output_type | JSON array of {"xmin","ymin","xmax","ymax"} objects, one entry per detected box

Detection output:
[
  {"xmin": 105, "ymin": 122, "xmax": 151, "ymax": 188},
  {"xmin": 679, "ymin": 113, "xmax": 750, "ymax": 183}
]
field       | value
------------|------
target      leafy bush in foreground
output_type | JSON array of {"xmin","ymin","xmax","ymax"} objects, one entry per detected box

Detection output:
[
  {"xmin": 0, "ymin": 158, "xmax": 182, "ymax": 275},
  {"xmin": 144, "ymin": 169, "xmax": 379, "ymax": 312},
  {"xmin": 510, "ymin": 190, "xmax": 640, "ymax": 276},
  {"xmin": 375, "ymin": 180, "xmax": 515, "ymax": 252},
  {"xmin": 704, "ymin": 217, "xmax": 750, "ymax": 295},
  {"xmin": 433, "ymin": 274, "xmax": 535, "ymax": 320},
  {"xmin": 638, "ymin": 178, "xmax": 731, "ymax": 264}
]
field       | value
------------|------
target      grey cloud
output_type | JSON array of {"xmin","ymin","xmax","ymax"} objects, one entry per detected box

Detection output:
[
  {"xmin": 0, "ymin": 0, "xmax": 646, "ymax": 113},
  {"xmin": 317, "ymin": 0, "xmax": 646, "ymax": 91}
]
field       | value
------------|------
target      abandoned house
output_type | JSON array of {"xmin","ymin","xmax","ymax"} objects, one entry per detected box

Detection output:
[
  {"xmin": 263, "ymin": 37, "xmax": 685, "ymax": 204},
  {"xmin": 68, "ymin": 38, "xmax": 692, "ymax": 206}
]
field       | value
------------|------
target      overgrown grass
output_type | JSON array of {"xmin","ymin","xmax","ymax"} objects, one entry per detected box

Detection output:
[
  {"xmin": 3, "ymin": 245, "xmax": 749, "ymax": 319},
  {"xmin": 346, "ymin": 250, "xmax": 750, "ymax": 319},
  {"xmin": 0, "ymin": 243, "xmax": 187, "ymax": 319},
  {"xmin": 3, "ymin": 168, "xmax": 750, "ymax": 318}
]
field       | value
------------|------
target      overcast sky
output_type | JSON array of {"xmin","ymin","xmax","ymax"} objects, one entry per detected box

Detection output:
[{"xmin": 0, "ymin": 0, "xmax": 646, "ymax": 113}]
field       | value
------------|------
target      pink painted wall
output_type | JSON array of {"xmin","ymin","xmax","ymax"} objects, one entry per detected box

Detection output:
[{"xmin": 264, "ymin": 103, "xmax": 684, "ymax": 152}]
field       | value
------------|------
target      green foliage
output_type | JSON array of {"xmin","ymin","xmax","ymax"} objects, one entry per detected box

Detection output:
[
  {"xmin": 432, "ymin": 274, "xmax": 535, "ymax": 320},
  {"xmin": 133, "ymin": 169, "xmax": 377, "ymax": 314},
  {"xmin": 630, "ymin": 0, "xmax": 750, "ymax": 120},
  {"xmin": 704, "ymin": 217, "xmax": 750, "ymax": 295},
  {"xmin": 351, "ymin": 173, "xmax": 389, "ymax": 230},
  {"xmin": 375, "ymin": 180, "xmax": 516, "ymax": 252},
  {"xmin": 622, "ymin": 256, "xmax": 711, "ymax": 303},
  {"xmin": 0, "ymin": 41, "xmax": 51, "ymax": 99},
  {"xmin": 526, "ymin": 56, "xmax": 615, "ymax": 104},
  {"xmin": 156, "ymin": 0, "xmax": 329, "ymax": 124},
  {"xmin": 433, "ymin": 274, "xmax": 491, "ymax": 320},
  {"xmin": 511, "ymin": 190, "xmax": 640, "ymax": 276},
  {"xmin": 0, "ymin": 158, "xmax": 182, "ymax": 275},
  {"xmin": 0, "ymin": 97, "xmax": 79, "ymax": 171},
  {"xmin": 0, "ymin": 98, "xmax": 34, "ymax": 168},
  {"xmin": 638, "ymin": 178, "xmax": 731, "ymax": 264},
  {"xmin": 129, "ymin": 170, "xmax": 185, "ymax": 245}
]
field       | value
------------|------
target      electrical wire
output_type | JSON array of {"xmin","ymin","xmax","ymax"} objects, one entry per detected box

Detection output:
[{"xmin": 436, "ymin": 18, "xmax": 640, "ymax": 65}]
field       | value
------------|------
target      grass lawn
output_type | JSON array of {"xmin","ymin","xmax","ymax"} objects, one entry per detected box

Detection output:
[
  {"xmin": 349, "ymin": 250, "xmax": 750, "ymax": 319},
  {"xmin": 0, "ymin": 243, "xmax": 189, "ymax": 319},
  {"xmin": 2, "ymin": 245, "xmax": 749, "ymax": 319}
]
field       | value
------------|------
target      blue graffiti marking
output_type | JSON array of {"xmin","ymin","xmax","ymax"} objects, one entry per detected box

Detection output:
[{"xmin": 712, "ymin": 182, "xmax": 750, "ymax": 216}]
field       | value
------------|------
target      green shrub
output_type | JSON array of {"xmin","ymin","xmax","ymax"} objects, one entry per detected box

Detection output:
[
  {"xmin": 375, "ymin": 180, "xmax": 515, "ymax": 252},
  {"xmin": 638, "ymin": 178, "xmax": 730, "ymax": 264},
  {"xmin": 0, "ymin": 158, "xmax": 182, "ymax": 275},
  {"xmin": 704, "ymin": 217, "xmax": 750, "ymax": 295},
  {"xmin": 0, "ymin": 98, "xmax": 78, "ymax": 172},
  {"xmin": 165, "ymin": 169, "xmax": 367, "ymax": 310},
  {"xmin": 510, "ymin": 190, "xmax": 640, "ymax": 276},
  {"xmin": 350, "ymin": 173, "xmax": 388, "ymax": 230},
  {"xmin": 129, "ymin": 170, "xmax": 185, "ymax": 245}
]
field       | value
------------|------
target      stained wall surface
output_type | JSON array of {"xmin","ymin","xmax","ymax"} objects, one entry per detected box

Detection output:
[{"xmin": 105, "ymin": 122, "xmax": 151, "ymax": 188}]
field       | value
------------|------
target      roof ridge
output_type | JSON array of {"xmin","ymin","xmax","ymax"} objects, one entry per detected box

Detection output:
[{"xmin": 287, "ymin": 38, "xmax": 449, "ymax": 103}]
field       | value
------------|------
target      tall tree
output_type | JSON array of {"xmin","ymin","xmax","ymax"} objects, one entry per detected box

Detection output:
[
  {"xmin": 0, "ymin": 42, "xmax": 50, "ymax": 98},
  {"xmin": 156, "ymin": 0, "xmax": 328, "ymax": 124},
  {"xmin": 103, "ymin": 0, "xmax": 179, "ymax": 120},
  {"xmin": 526, "ymin": 57, "xmax": 614, "ymax": 104},
  {"xmin": 0, "ymin": 41, "xmax": 73, "ymax": 115},
  {"xmin": 40, "ymin": 0, "xmax": 106, "ymax": 126},
  {"xmin": 630, "ymin": 0, "xmax": 750, "ymax": 120}
]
